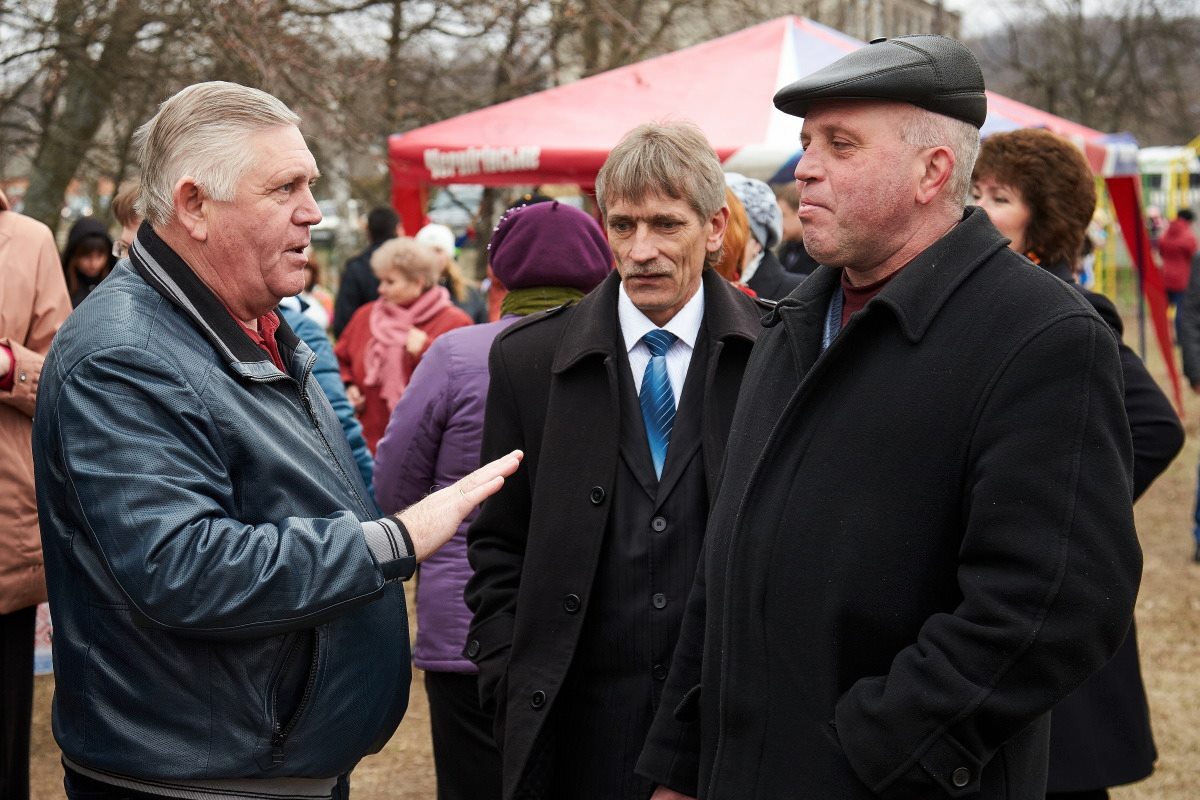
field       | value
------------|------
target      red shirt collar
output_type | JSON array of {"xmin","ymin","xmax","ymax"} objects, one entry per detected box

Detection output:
[{"xmin": 230, "ymin": 309, "xmax": 286, "ymax": 372}]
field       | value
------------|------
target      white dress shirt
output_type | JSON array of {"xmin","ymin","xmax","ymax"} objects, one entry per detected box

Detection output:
[{"xmin": 618, "ymin": 280, "xmax": 705, "ymax": 408}]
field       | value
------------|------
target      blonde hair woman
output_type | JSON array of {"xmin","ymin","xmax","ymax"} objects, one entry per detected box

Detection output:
[
  {"xmin": 335, "ymin": 237, "xmax": 472, "ymax": 451},
  {"xmin": 416, "ymin": 223, "xmax": 488, "ymax": 323}
]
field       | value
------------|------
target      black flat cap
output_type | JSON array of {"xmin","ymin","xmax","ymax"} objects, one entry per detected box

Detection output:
[{"xmin": 774, "ymin": 35, "xmax": 987, "ymax": 129}]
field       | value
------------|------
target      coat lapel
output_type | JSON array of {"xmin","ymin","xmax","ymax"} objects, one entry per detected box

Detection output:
[
  {"xmin": 615, "ymin": 340, "xmax": 660, "ymax": 501},
  {"xmin": 870, "ymin": 206, "xmax": 1011, "ymax": 343}
]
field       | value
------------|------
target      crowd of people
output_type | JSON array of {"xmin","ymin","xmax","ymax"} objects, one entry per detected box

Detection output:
[{"xmin": 0, "ymin": 30, "xmax": 1193, "ymax": 800}]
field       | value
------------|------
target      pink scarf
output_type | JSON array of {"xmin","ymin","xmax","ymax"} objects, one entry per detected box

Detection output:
[{"xmin": 364, "ymin": 285, "xmax": 452, "ymax": 409}]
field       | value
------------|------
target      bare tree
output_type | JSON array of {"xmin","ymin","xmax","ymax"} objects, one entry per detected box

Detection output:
[
  {"xmin": 16, "ymin": 0, "xmax": 150, "ymax": 230},
  {"xmin": 969, "ymin": 0, "xmax": 1200, "ymax": 144},
  {"xmin": 0, "ymin": 0, "xmax": 797, "ymax": 237}
]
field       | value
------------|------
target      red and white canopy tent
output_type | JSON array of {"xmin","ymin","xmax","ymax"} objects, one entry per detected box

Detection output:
[{"xmin": 388, "ymin": 16, "xmax": 1178, "ymax": 408}]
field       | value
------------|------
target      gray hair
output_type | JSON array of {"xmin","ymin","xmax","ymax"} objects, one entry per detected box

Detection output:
[
  {"xmin": 134, "ymin": 81, "xmax": 301, "ymax": 227},
  {"xmin": 596, "ymin": 122, "xmax": 726, "ymax": 222},
  {"xmin": 898, "ymin": 107, "xmax": 980, "ymax": 208}
]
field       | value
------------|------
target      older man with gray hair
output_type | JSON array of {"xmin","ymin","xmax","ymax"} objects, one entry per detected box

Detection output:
[
  {"xmin": 33, "ymin": 81, "xmax": 520, "ymax": 800},
  {"xmin": 638, "ymin": 36, "xmax": 1139, "ymax": 800}
]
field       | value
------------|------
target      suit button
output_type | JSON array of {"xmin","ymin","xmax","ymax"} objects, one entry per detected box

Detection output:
[
  {"xmin": 652, "ymin": 664, "xmax": 668, "ymax": 681},
  {"xmin": 651, "ymin": 516, "xmax": 667, "ymax": 533},
  {"xmin": 951, "ymin": 767, "xmax": 970, "ymax": 787},
  {"xmin": 563, "ymin": 593, "xmax": 581, "ymax": 613},
  {"xmin": 530, "ymin": 690, "xmax": 547, "ymax": 709},
  {"xmin": 466, "ymin": 639, "xmax": 480, "ymax": 658},
  {"xmin": 589, "ymin": 486, "xmax": 606, "ymax": 505},
  {"xmin": 652, "ymin": 593, "xmax": 667, "ymax": 609}
]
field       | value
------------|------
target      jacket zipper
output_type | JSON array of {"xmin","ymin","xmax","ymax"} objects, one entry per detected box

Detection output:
[
  {"xmin": 291, "ymin": 352, "xmax": 372, "ymax": 518},
  {"xmin": 271, "ymin": 632, "xmax": 320, "ymax": 765}
]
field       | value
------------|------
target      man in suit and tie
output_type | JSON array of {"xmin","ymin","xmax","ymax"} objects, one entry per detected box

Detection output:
[{"xmin": 464, "ymin": 122, "xmax": 769, "ymax": 800}]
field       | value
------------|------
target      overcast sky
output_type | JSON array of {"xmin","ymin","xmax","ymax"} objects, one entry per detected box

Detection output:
[{"xmin": 945, "ymin": 1, "xmax": 1012, "ymax": 36}]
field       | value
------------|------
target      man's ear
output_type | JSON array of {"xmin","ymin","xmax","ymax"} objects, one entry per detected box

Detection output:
[
  {"xmin": 706, "ymin": 205, "xmax": 730, "ymax": 253},
  {"xmin": 916, "ymin": 146, "xmax": 955, "ymax": 206},
  {"xmin": 172, "ymin": 177, "xmax": 210, "ymax": 242}
]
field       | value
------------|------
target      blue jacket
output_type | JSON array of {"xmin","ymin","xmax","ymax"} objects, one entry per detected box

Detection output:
[{"xmin": 34, "ymin": 226, "xmax": 411, "ymax": 781}]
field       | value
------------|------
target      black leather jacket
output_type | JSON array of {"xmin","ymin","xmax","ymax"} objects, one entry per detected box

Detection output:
[{"xmin": 34, "ymin": 226, "xmax": 410, "ymax": 781}]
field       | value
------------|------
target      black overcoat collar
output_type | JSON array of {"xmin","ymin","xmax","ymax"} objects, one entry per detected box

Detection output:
[
  {"xmin": 873, "ymin": 206, "xmax": 1012, "ymax": 342},
  {"xmin": 770, "ymin": 206, "xmax": 1011, "ymax": 344},
  {"xmin": 760, "ymin": 206, "xmax": 1012, "ymax": 380}
]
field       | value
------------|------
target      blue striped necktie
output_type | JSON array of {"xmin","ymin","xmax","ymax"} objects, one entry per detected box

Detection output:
[{"xmin": 639, "ymin": 329, "xmax": 678, "ymax": 478}]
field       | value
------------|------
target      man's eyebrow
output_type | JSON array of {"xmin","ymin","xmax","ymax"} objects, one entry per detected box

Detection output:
[
  {"xmin": 814, "ymin": 122, "xmax": 861, "ymax": 140},
  {"xmin": 267, "ymin": 167, "xmax": 320, "ymax": 186},
  {"xmin": 607, "ymin": 212, "xmax": 687, "ymax": 224}
]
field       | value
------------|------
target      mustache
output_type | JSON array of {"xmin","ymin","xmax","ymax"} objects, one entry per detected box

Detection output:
[{"xmin": 622, "ymin": 262, "xmax": 673, "ymax": 278}]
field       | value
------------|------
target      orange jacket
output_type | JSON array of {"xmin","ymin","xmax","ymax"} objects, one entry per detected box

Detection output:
[{"xmin": 0, "ymin": 189, "xmax": 72, "ymax": 613}]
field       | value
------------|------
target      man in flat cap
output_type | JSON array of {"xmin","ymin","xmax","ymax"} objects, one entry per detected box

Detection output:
[{"xmin": 637, "ymin": 35, "xmax": 1140, "ymax": 799}]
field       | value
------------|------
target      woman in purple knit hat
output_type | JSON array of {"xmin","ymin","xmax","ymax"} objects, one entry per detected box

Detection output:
[{"xmin": 373, "ymin": 201, "xmax": 613, "ymax": 800}]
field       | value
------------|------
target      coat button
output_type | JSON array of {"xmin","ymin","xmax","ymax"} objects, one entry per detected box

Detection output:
[
  {"xmin": 951, "ymin": 767, "xmax": 970, "ymax": 787},
  {"xmin": 652, "ymin": 593, "xmax": 667, "ymax": 609},
  {"xmin": 589, "ymin": 486, "xmax": 606, "ymax": 505},
  {"xmin": 651, "ymin": 516, "xmax": 667, "ymax": 533},
  {"xmin": 530, "ymin": 690, "xmax": 547, "ymax": 709},
  {"xmin": 466, "ymin": 639, "xmax": 480, "ymax": 658},
  {"xmin": 563, "ymin": 593, "xmax": 581, "ymax": 613},
  {"xmin": 652, "ymin": 663, "xmax": 668, "ymax": 681}
]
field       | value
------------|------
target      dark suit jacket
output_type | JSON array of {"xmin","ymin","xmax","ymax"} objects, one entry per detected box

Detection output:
[{"xmin": 465, "ymin": 269, "xmax": 765, "ymax": 799}]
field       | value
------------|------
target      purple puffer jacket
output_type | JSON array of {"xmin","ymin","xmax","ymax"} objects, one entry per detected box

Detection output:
[{"xmin": 374, "ymin": 317, "xmax": 518, "ymax": 672}]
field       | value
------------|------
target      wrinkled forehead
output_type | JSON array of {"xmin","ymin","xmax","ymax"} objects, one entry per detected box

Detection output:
[
  {"xmin": 604, "ymin": 189, "xmax": 705, "ymax": 223},
  {"xmin": 800, "ymin": 99, "xmax": 917, "ymax": 137},
  {"xmin": 243, "ymin": 125, "xmax": 320, "ymax": 180}
]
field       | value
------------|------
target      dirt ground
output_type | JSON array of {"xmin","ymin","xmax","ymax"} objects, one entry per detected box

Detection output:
[{"xmin": 27, "ymin": 319, "xmax": 1200, "ymax": 800}]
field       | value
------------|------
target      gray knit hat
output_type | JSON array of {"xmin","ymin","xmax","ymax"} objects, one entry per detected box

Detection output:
[{"xmin": 725, "ymin": 172, "xmax": 782, "ymax": 250}]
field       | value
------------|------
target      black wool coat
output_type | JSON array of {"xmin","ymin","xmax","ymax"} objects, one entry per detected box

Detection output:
[
  {"xmin": 637, "ymin": 208, "xmax": 1142, "ymax": 800},
  {"xmin": 1044, "ymin": 264, "xmax": 1182, "ymax": 792},
  {"xmin": 746, "ymin": 249, "xmax": 805, "ymax": 301},
  {"xmin": 465, "ymin": 269, "xmax": 767, "ymax": 800}
]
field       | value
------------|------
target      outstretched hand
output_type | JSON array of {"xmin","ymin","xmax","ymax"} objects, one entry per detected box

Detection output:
[{"xmin": 397, "ymin": 449, "xmax": 523, "ymax": 562}]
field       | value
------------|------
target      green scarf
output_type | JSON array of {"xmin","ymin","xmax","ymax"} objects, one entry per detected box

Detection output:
[{"xmin": 501, "ymin": 286, "xmax": 586, "ymax": 317}]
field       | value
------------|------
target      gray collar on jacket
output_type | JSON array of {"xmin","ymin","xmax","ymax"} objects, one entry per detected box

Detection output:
[
  {"xmin": 770, "ymin": 206, "xmax": 1012, "ymax": 343},
  {"xmin": 551, "ymin": 268, "xmax": 767, "ymax": 374},
  {"xmin": 129, "ymin": 222, "xmax": 304, "ymax": 381}
]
